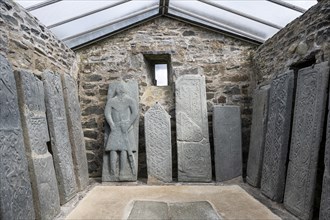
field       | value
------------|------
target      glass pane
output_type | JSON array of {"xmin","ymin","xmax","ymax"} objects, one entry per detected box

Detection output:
[
  {"xmin": 155, "ymin": 64, "xmax": 168, "ymax": 86},
  {"xmin": 281, "ymin": 0, "xmax": 317, "ymax": 10},
  {"xmin": 15, "ymin": 0, "xmax": 47, "ymax": 8}
]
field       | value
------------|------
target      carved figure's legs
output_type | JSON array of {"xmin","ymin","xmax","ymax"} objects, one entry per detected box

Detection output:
[
  {"xmin": 119, "ymin": 151, "xmax": 127, "ymax": 177},
  {"xmin": 110, "ymin": 151, "xmax": 117, "ymax": 175}
]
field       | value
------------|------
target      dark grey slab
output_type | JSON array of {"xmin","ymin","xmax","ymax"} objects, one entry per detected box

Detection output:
[
  {"xmin": 0, "ymin": 55, "xmax": 35, "ymax": 219},
  {"xmin": 175, "ymin": 75, "xmax": 212, "ymax": 182},
  {"xmin": 169, "ymin": 201, "xmax": 221, "ymax": 220},
  {"xmin": 128, "ymin": 201, "xmax": 169, "ymax": 220},
  {"xmin": 102, "ymin": 80, "xmax": 139, "ymax": 182},
  {"xmin": 246, "ymin": 85, "xmax": 270, "ymax": 187},
  {"xmin": 284, "ymin": 62, "xmax": 329, "ymax": 220},
  {"xmin": 62, "ymin": 74, "xmax": 89, "ymax": 191},
  {"xmin": 43, "ymin": 71, "xmax": 77, "ymax": 204},
  {"xmin": 15, "ymin": 70, "xmax": 60, "ymax": 220},
  {"xmin": 213, "ymin": 105, "xmax": 242, "ymax": 182},
  {"xmin": 145, "ymin": 103, "xmax": 172, "ymax": 183},
  {"xmin": 260, "ymin": 71, "xmax": 294, "ymax": 202}
]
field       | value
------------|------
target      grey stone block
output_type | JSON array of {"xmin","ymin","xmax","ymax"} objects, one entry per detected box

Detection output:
[
  {"xmin": 62, "ymin": 74, "xmax": 89, "ymax": 191},
  {"xmin": 284, "ymin": 62, "xmax": 329, "ymax": 220},
  {"xmin": 260, "ymin": 71, "xmax": 294, "ymax": 202},
  {"xmin": 15, "ymin": 70, "xmax": 60, "ymax": 220},
  {"xmin": 213, "ymin": 105, "xmax": 242, "ymax": 182},
  {"xmin": 246, "ymin": 85, "xmax": 270, "ymax": 187},
  {"xmin": 43, "ymin": 71, "xmax": 77, "ymax": 204},
  {"xmin": 169, "ymin": 201, "xmax": 221, "ymax": 220},
  {"xmin": 0, "ymin": 55, "xmax": 35, "ymax": 219},
  {"xmin": 128, "ymin": 201, "xmax": 169, "ymax": 220},
  {"xmin": 145, "ymin": 103, "xmax": 172, "ymax": 183},
  {"xmin": 175, "ymin": 75, "xmax": 212, "ymax": 182}
]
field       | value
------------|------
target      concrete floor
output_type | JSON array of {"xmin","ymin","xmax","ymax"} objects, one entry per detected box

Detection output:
[{"xmin": 66, "ymin": 184, "xmax": 280, "ymax": 219}]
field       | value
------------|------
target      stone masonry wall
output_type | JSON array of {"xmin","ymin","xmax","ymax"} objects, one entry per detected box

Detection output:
[{"xmin": 77, "ymin": 17, "xmax": 258, "ymax": 178}]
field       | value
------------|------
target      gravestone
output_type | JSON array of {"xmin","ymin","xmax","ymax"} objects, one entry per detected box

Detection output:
[
  {"xmin": 260, "ymin": 71, "xmax": 294, "ymax": 202},
  {"xmin": 43, "ymin": 71, "xmax": 77, "ymax": 204},
  {"xmin": 62, "ymin": 74, "xmax": 89, "ymax": 191},
  {"xmin": 0, "ymin": 55, "xmax": 35, "ymax": 219},
  {"xmin": 246, "ymin": 85, "xmax": 270, "ymax": 187},
  {"xmin": 145, "ymin": 103, "xmax": 172, "ymax": 183},
  {"xmin": 102, "ymin": 80, "xmax": 139, "ymax": 182},
  {"xmin": 175, "ymin": 75, "xmax": 212, "ymax": 182},
  {"xmin": 15, "ymin": 70, "xmax": 60, "ymax": 219},
  {"xmin": 284, "ymin": 62, "xmax": 329, "ymax": 220},
  {"xmin": 213, "ymin": 105, "xmax": 242, "ymax": 182}
]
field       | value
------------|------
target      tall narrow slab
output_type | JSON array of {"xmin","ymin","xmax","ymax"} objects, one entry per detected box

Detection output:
[
  {"xmin": 175, "ymin": 75, "xmax": 211, "ymax": 182},
  {"xmin": 43, "ymin": 71, "xmax": 77, "ymax": 204},
  {"xmin": 213, "ymin": 105, "xmax": 242, "ymax": 182},
  {"xmin": 260, "ymin": 72, "xmax": 294, "ymax": 202},
  {"xmin": 247, "ymin": 85, "xmax": 270, "ymax": 187},
  {"xmin": 0, "ymin": 55, "xmax": 35, "ymax": 219},
  {"xmin": 15, "ymin": 70, "xmax": 60, "ymax": 219},
  {"xmin": 284, "ymin": 62, "xmax": 329, "ymax": 220},
  {"xmin": 145, "ymin": 103, "xmax": 172, "ymax": 183},
  {"xmin": 62, "ymin": 74, "xmax": 89, "ymax": 190},
  {"xmin": 102, "ymin": 80, "xmax": 139, "ymax": 182}
]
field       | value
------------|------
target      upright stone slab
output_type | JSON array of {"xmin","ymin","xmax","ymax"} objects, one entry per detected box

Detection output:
[
  {"xmin": 213, "ymin": 105, "xmax": 242, "ymax": 182},
  {"xmin": 260, "ymin": 71, "xmax": 294, "ymax": 202},
  {"xmin": 0, "ymin": 55, "xmax": 35, "ymax": 219},
  {"xmin": 284, "ymin": 62, "xmax": 329, "ymax": 220},
  {"xmin": 102, "ymin": 80, "xmax": 139, "ymax": 182},
  {"xmin": 62, "ymin": 74, "xmax": 89, "ymax": 191},
  {"xmin": 246, "ymin": 85, "xmax": 270, "ymax": 187},
  {"xmin": 175, "ymin": 75, "xmax": 212, "ymax": 182},
  {"xmin": 15, "ymin": 70, "xmax": 60, "ymax": 220},
  {"xmin": 145, "ymin": 103, "xmax": 172, "ymax": 183},
  {"xmin": 43, "ymin": 71, "xmax": 77, "ymax": 204}
]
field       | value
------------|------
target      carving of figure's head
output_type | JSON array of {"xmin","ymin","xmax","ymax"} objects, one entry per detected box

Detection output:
[{"xmin": 116, "ymin": 83, "xmax": 126, "ymax": 96}]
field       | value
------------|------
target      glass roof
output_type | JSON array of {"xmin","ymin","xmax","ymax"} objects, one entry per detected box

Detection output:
[{"xmin": 15, "ymin": 0, "xmax": 318, "ymax": 49}]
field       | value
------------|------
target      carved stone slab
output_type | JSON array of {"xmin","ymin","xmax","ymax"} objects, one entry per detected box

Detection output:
[
  {"xmin": 62, "ymin": 74, "xmax": 89, "ymax": 190},
  {"xmin": 260, "ymin": 72, "xmax": 294, "ymax": 202},
  {"xmin": 15, "ymin": 70, "xmax": 60, "ymax": 219},
  {"xmin": 213, "ymin": 105, "xmax": 242, "ymax": 182},
  {"xmin": 284, "ymin": 62, "xmax": 329, "ymax": 220},
  {"xmin": 102, "ymin": 80, "xmax": 139, "ymax": 182},
  {"xmin": 246, "ymin": 85, "xmax": 270, "ymax": 187},
  {"xmin": 175, "ymin": 75, "xmax": 211, "ymax": 182},
  {"xmin": 0, "ymin": 55, "xmax": 35, "ymax": 219},
  {"xmin": 145, "ymin": 103, "xmax": 172, "ymax": 183},
  {"xmin": 43, "ymin": 71, "xmax": 77, "ymax": 204}
]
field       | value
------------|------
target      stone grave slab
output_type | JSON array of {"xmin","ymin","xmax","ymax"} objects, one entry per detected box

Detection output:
[
  {"xmin": 0, "ymin": 55, "xmax": 35, "ymax": 219},
  {"xmin": 175, "ymin": 75, "xmax": 212, "ymax": 182},
  {"xmin": 43, "ymin": 71, "xmax": 77, "ymax": 204},
  {"xmin": 246, "ymin": 85, "xmax": 270, "ymax": 187},
  {"xmin": 62, "ymin": 74, "xmax": 89, "ymax": 191},
  {"xmin": 260, "ymin": 71, "xmax": 294, "ymax": 202},
  {"xmin": 15, "ymin": 70, "xmax": 60, "ymax": 219},
  {"xmin": 128, "ymin": 201, "xmax": 169, "ymax": 220},
  {"xmin": 284, "ymin": 62, "xmax": 329, "ymax": 220},
  {"xmin": 145, "ymin": 103, "xmax": 172, "ymax": 183},
  {"xmin": 213, "ymin": 105, "xmax": 242, "ymax": 182}
]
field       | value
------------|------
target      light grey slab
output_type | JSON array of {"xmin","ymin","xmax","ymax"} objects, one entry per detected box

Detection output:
[
  {"xmin": 169, "ymin": 201, "xmax": 221, "ymax": 220},
  {"xmin": 128, "ymin": 201, "xmax": 169, "ymax": 220}
]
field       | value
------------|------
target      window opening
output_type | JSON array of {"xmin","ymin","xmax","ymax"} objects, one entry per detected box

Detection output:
[{"xmin": 155, "ymin": 64, "xmax": 168, "ymax": 86}]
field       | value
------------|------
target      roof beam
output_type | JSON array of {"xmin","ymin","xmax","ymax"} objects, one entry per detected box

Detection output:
[
  {"xmin": 26, "ymin": 0, "xmax": 62, "ymax": 11},
  {"xmin": 159, "ymin": 0, "xmax": 170, "ymax": 15},
  {"xmin": 266, "ymin": 0, "xmax": 306, "ymax": 13}
]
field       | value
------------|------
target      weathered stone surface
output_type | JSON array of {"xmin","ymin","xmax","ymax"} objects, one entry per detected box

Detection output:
[
  {"xmin": 62, "ymin": 74, "xmax": 89, "ymax": 191},
  {"xmin": 169, "ymin": 201, "xmax": 221, "ymax": 220},
  {"xmin": 145, "ymin": 103, "xmax": 172, "ymax": 183},
  {"xmin": 213, "ymin": 105, "xmax": 242, "ymax": 182},
  {"xmin": 43, "ymin": 71, "xmax": 77, "ymax": 204},
  {"xmin": 128, "ymin": 201, "xmax": 169, "ymax": 220},
  {"xmin": 0, "ymin": 55, "xmax": 35, "ymax": 219},
  {"xmin": 15, "ymin": 70, "xmax": 60, "ymax": 219},
  {"xmin": 260, "ymin": 71, "xmax": 294, "ymax": 202},
  {"xmin": 175, "ymin": 75, "xmax": 212, "ymax": 182},
  {"xmin": 102, "ymin": 80, "xmax": 139, "ymax": 182},
  {"xmin": 284, "ymin": 62, "xmax": 329, "ymax": 220},
  {"xmin": 246, "ymin": 85, "xmax": 270, "ymax": 187}
]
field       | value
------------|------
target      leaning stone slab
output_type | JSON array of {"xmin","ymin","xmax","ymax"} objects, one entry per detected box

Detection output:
[
  {"xmin": 0, "ymin": 55, "xmax": 35, "ymax": 219},
  {"xmin": 102, "ymin": 80, "xmax": 139, "ymax": 182},
  {"xmin": 213, "ymin": 105, "xmax": 242, "ymax": 182},
  {"xmin": 246, "ymin": 85, "xmax": 270, "ymax": 187},
  {"xmin": 145, "ymin": 103, "xmax": 172, "ymax": 183},
  {"xmin": 260, "ymin": 71, "xmax": 294, "ymax": 202},
  {"xmin": 15, "ymin": 70, "xmax": 60, "ymax": 220},
  {"xmin": 62, "ymin": 74, "xmax": 89, "ymax": 191},
  {"xmin": 43, "ymin": 71, "xmax": 77, "ymax": 204},
  {"xmin": 284, "ymin": 62, "xmax": 329, "ymax": 220},
  {"xmin": 175, "ymin": 75, "xmax": 212, "ymax": 182}
]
